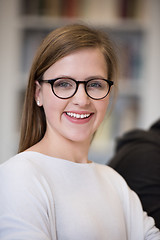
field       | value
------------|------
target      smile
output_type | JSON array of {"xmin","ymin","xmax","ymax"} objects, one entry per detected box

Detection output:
[{"xmin": 66, "ymin": 112, "xmax": 91, "ymax": 119}]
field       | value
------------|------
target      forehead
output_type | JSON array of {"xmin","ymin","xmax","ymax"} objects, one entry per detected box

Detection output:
[{"xmin": 43, "ymin": 47, "xmax": 108, "ymax": 79}]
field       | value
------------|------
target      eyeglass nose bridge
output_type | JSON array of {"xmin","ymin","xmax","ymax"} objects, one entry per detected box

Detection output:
[{"xmin": 73, "ymin": 80, "xmax": 89, "ymax": 98}]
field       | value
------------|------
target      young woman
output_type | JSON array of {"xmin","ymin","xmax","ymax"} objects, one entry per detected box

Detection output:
[{"xmin": 0, "ymin": 24, "xmax": 159, "ymax": 240}]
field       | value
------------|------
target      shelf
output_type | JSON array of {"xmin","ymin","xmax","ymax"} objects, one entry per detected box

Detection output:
[{"xmin": 18, "ymin": 15, "xmax": 147, "ymax": 32}]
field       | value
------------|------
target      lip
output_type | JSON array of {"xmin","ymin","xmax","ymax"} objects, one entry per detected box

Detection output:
[{"xmin": 64, "ymin": 111, "xmax": 94, "ymax": 124}]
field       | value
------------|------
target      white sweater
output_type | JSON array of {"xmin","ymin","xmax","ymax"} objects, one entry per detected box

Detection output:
[{"xmin": 0, "ymin": 151, "xmax": 159, "ymax": 240}]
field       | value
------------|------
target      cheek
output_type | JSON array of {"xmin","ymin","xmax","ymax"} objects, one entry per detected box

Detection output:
[
  {"xmin": 41, "ymin": 86, "xmax": 58, "ymax": 110},
  {"xmin": 96, "ymin": 98, "xmax": 109, "ymax": 116},
  {"xmin": 92, "ymin": 99, "xmax": 109, "ymax": 134},
  {"xmin": 42, "ymin": 94, "xmax": 68, "ymax": 123}
]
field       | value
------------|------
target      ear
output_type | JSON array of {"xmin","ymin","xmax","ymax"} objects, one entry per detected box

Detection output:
[{"xmin": 35, "ymin": 81, "xmax": 43, "ymax": 106}]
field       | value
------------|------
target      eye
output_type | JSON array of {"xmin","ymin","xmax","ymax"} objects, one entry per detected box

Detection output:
[
  {"xmin": 87, "ymin": 80, "xmax": 103, "ymax": 89},
  {"xmin": 54, "ymin": 78, "xmax": 74, "ymax": 88}
]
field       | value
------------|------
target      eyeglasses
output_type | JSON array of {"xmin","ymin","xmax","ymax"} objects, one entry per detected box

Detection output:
[{"xmin": 38, "ymin": 77, "xmax": 113, "ymax": 100}]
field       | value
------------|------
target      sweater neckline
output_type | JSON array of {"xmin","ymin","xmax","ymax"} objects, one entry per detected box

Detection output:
[{"xmin": 22, "ymin": 151, "xmax": 94, "ymax": 166}]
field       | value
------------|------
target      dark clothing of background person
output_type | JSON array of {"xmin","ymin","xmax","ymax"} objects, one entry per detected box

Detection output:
[{"xmin": 108, "ymin": 119, "xmax": 160, "ymax": 229}]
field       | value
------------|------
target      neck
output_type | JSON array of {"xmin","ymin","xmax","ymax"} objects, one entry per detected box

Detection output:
[{"xmin": 29, "ymin": 131, "xmax": 91, "ymax": 164}]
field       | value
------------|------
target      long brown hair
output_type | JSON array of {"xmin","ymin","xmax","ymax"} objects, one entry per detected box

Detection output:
[{"xmin": 18, "ymin": 23, "xmax": 118, "ymax": 153}]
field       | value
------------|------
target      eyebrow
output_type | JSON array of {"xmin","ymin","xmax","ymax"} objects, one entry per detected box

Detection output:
[{"xmin": 53, "ymin": 75, "xmax": 108, "ymax": 81}]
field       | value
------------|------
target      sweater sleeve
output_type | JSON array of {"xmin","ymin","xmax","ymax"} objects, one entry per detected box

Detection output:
[
  {"xmin": 96, "ymin": 164, "xmax": 160, "ymax": 239},
  {"xmin": 109, "ymin": 145, "xmax": 160, "ymax": 229},
  {"xmin": 117, "ymin": 175, "xmax": 160, "ymax": 240},
  {"xmin": 128, "ymin": 190, "xmax": 160, "ymax": 240},
  {"xmin": 0, "ymin": 158, "xmax": 57, "ymax": 240}
]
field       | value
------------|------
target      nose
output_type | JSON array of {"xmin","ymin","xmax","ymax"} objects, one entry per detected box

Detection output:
[{"xmin": 72, "ymin": 84, "xmax": 90, "ymax": 106}]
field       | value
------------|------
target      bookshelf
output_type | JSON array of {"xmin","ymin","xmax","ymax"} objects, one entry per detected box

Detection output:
[{"xmin": 0, "ymin": 0, "xmax": 160, "ymax": 164}]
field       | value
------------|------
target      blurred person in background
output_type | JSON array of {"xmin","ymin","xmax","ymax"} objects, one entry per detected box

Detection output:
[
  {"xmin": 109, "ymin": 118, "xmax": 160, "ymax": 229},
  {"xmin": 0, "ymin": 24, "xmax": 159, "ymax": 239}
]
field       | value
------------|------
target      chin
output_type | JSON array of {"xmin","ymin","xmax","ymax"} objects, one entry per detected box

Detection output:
[{"xmin": 66, "ymin": 133, "xmax": 92, "ymax": 144}]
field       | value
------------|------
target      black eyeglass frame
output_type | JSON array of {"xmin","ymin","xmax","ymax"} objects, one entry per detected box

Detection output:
[{"xmin": 38, "ymin": 77, "xmax": 114, "ymax": 100}]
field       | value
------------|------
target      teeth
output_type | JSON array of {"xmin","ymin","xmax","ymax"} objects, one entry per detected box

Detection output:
[{"xmin": 67, "ymin": 112, "xmax": 90, "ymax": 119}]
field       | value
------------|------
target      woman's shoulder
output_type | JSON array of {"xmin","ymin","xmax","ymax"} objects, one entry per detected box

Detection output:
[
  {"xmin": 0, "ymin": 152, "xmax": 44, "ymax": 185},
  {"xmin": 0, "ymin": 152, "xmax": 52, "ymax": 207},
  {"xmin": 94, "ymin": 162, "xmax": 126, "ymax": 183},
  {"xmin": 93, "ymin": 162, "xmax": 130, "ymax": 192},
  {"xmin": 1, "ymin": 151, "xmax": 35, "ymax": 170}
]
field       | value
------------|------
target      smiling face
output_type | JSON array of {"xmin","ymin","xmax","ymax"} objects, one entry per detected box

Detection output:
[{"xmin": 35, "ymin": 47, "xmax": 110, "ymax": 144}]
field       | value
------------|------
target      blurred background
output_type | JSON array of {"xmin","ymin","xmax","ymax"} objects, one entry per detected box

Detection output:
[{"xmin": 0, "ymin": 0, "xmax": 160, "ymax": 164}]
